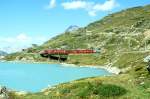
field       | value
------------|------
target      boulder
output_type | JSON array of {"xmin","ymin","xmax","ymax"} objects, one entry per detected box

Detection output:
[
  {"xmin": 143, "ymin": 55, "xmax": 150, "ymax": 62},
  {"xmin": 0, "ymin": 86, "xmax": 9, "ymax": 99}
]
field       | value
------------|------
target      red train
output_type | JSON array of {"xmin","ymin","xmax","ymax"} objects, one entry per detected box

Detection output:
[{"xmin": 40, "ymin": 49, "xmax": 97, "ymax": 55}]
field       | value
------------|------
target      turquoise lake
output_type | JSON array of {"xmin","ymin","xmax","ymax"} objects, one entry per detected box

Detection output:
[{"xmin": 0, "ymin": 62, "xmax": 111, "ymax": 92}]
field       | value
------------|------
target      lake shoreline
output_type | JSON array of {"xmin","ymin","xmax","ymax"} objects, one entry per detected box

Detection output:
[
  {"xmin": 0, "ymin": 60, "xmax": 121, "ymax": 74},
  {"xmin": 60, "ymin": 63, "xmax": 121, "ymax": 75},
  {"xmin": 0, "ymin": 60, "xmax": 122, "ymax": 94}
]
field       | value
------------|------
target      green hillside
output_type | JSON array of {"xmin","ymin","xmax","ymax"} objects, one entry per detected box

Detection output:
[
  {"xmin": 5, "ymin": 4, "xmax": 150, "ymax": 99},
  {"xmin": 5, "ymin": 5, "xmax": 150, "ymax": 64},
  {"xmin": 41, "ymin": 5, "xmax": 150, "ymax": 50}
]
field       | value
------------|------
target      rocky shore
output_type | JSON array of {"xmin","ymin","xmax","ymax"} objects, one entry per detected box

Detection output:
[{"xmin": 61, "ymin": 63, "xmax": 122, "ymax": 75}]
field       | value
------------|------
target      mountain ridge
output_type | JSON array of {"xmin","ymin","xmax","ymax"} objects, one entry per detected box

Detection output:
[
  {"xmin": 65, "ymin": 25, "xmax": 80, "ymax": 32},
  {"xmin": 0, "ymin": 50, "xmax": 7, "ymax": 56}
]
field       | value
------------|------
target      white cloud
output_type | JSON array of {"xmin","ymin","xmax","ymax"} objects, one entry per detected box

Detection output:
[
  {"xmin": 3, "ymin": 37, "xmax": 15, "ymax": 43},
  {"xmin": 46, "ymin": 0, "xmax": 56, "ymax": 9},
  {"xmin": 93, "ymin": 0, "xmax": 119, "ymax": 11},
  {"xmin": 90, "ymin": 0, "xmax": 119, "ymax": 16},
  {"xmin": 88, "ymin": 10, "xmax": 97, "ymax": 16},
  {"xmin": 16, "ymin": 33, "xmax": 31, "ymax": 41},
  {"xmin": 61, "ymin": 0, "xmax": 119, "ymax": 16},
  {"xmin": 62, "ymin": 1, "xmax": 91, "ymax": 10},
  {"xmin": 0, "ymin": 33, "xmax": 49, "ymax": 53}
]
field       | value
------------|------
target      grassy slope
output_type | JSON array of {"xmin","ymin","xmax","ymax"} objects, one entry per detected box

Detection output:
[
  {"xmin": 5, "ymin": 4, "xmax": 150, "ymax": 99},
  {"xmin": 10, "ymin": 74, "xmax": 150, "ymax": 99}
]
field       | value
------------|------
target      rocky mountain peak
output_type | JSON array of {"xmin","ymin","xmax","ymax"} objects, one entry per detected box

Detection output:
[{"xmin": 65, "ymin": 25, "xmax": 79, "ymax": 32}]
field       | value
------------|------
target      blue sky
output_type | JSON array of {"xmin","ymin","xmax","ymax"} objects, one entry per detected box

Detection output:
[{"xmin": 0, "ymin": 0, "xmax": 150, "ymax": 53}]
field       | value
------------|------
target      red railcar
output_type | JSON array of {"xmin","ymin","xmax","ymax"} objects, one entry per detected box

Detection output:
[{"xmin": 40, "ymin": 49, "xmax": 96, "ymax": 55}]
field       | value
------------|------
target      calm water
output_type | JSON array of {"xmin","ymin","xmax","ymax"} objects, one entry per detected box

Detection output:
[{"xmin": 0, "ymin": 62, "xmax": 111, "ymax": 92}]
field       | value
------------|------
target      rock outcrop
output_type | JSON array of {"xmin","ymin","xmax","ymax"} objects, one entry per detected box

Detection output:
[{"xmin": 0, "ymin": 86, "xmax": 9, "ymax": 99}]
